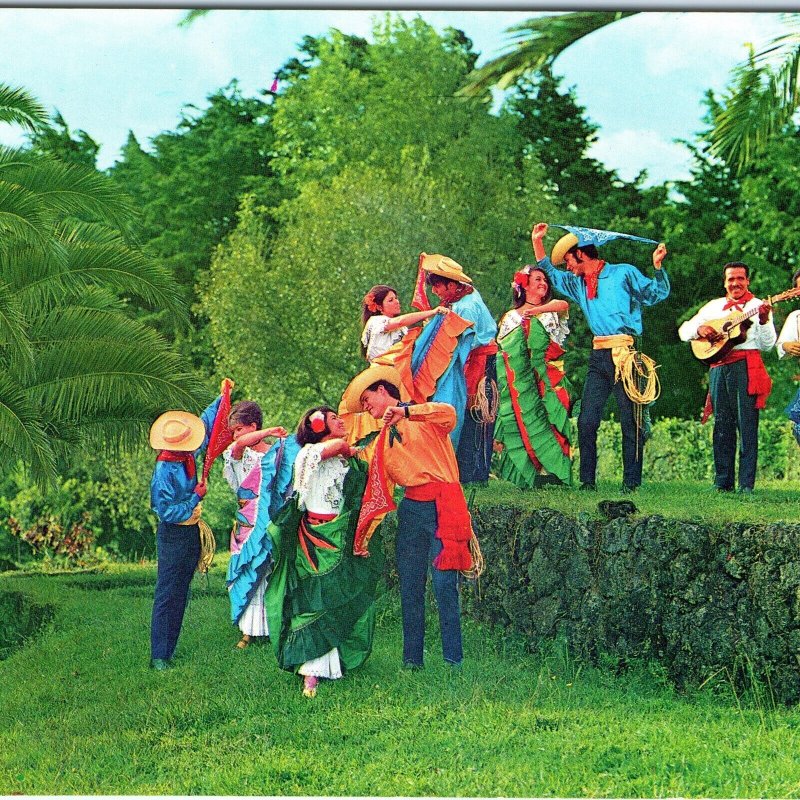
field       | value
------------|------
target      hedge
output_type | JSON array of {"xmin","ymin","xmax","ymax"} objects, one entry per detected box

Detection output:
[{"xmin": 462, "ymin": 504, "xmax": 800, "ymax": 704}]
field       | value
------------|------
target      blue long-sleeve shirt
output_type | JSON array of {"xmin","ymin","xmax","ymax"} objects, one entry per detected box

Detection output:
[
  {"xmin": 537, "ymin": 256, "xmax": 670, "ymax": 336},
  {"xmin": 150, "ymin": 396, "xmax": 222, "ymax": 524}
]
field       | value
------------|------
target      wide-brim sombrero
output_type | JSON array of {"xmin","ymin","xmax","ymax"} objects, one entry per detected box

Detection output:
[
  {"xmin": 340, "ymin": 365, "xmax": 403, "ymax": 415},
  {"xmin": 420, "ymin": 253, "xmax": 472, "ymax": 284},
  {"xmin": 149, "ymin": 410, "xmax": 205, "ymax": 451},
  {"xmin": 551, "ymin": 233, "xmax": 579, "ymax": 266}
]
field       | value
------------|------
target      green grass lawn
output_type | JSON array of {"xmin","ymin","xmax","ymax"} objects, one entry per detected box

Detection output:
[
  {"xmin": 3, "ymin": 550, "xmax": 800, "ymax": 797},
  {"xmin": 474, "ymin": 477, "xmax": 800, "ymax": 525}
]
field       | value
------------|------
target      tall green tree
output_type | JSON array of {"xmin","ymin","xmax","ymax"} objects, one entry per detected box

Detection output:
[
  {"xmin": 0, "ymin": 83, "xmax": 205, "ymax": 484},
  {"xmin": 201, "ymin": 17, "xmax": 557, "ymax": 422}
]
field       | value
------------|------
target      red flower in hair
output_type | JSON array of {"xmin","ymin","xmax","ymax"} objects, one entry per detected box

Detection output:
[
  {"xmin": 310, "ymin": 411, "xmax": 326, "ymax": 433},
  {"xmin": 513, "ymin": 271, "xmax": 530, "ymax": 289},
  {"xmin": 363, "ymin": 291, "xmax": 380, "ymax": 313}
]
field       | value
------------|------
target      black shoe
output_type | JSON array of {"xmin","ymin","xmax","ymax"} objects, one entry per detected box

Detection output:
[
  {"xmin": 579, "ymin": 482, "xmax": 596, "ymax": 492},
  {"xmin": 149, "ymin": 658, "xmax": 171, "ymax": 671}
]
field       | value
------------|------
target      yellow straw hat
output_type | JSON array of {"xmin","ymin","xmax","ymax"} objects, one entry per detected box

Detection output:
[
  {"xmin": 149, "ymin": 410, "xmax": 205, "ymax": 452},
  {"xmin": 551, "ymin": 233, "xmax": 579, "ymax": 266},
  {"xmin": 420, "ymin": 253, "xmax": 472, "ymax": 284},
  {"xmin": 340, "ymin": 365, "xmax": 403, "ymax": 415}
]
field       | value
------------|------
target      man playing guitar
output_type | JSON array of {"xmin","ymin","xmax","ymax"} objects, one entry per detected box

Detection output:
[{"xmin": 678, "ymin": 262, "xmax": 775, "ymax": 494}]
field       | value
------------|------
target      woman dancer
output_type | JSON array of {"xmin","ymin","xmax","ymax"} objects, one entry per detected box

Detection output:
[
  {"xmin": 265, "ymin": 407, "xmax": 385, "ymax": 697},
  {"xmin": 777, "ymin": 268, "xmax": 800, "ymax": 445},
  {"xmin": 361, "ymin": 284, "xmax": 444, "ymax": 362},
  {"xmin": 223, "ymin": 401, "xmax": 293, "ymax": 648},
  {"xmin": 495, "ymin": 266, "xmax": 574, "ymax": 487}
]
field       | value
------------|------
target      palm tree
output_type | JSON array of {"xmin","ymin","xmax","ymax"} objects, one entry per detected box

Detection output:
[
  {"xmin": 459, "ymin": 10, "xmax": 800, "ymax": 173},
  {"xmin": 0, "ymin": 83, "xmax": 206, "ymax": 484}
]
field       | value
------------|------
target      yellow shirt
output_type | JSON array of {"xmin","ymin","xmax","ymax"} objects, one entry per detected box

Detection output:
[{"xmin": 381, "ymin": 402, "xmax": 460, "ymax": 487}]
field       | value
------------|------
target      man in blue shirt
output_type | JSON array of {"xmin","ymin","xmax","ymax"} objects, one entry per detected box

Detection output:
[
  {"xmin": 531, "ymin": 222, "xmax": 669, "ymax": 492},
  {"xmin": 148, "ymin": 396, "xmax": 222, "ymax": 669}
]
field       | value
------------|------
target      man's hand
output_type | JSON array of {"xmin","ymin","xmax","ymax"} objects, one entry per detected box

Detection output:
[
  {"xmin": 652, "ymin": 242, "xmax": 667, "ymax": 269},
  {"xmin": 697, "ymin": 324, "xmax": 723, "ymax": 343},
  {"xmin": 783, "ymin": 341, "xmax": 800, "ymax": 357},
  {"xmin": 382, "ymin": 406, "xmax": 405, "ymax": 427},
  {"xmin": 758, "ymin": 303, "xmax": 772, "ymax": 325},
  {"xmin": 194, "ymin": 481, "xmax": 208, "ymax": 498},
  {"xmin": 531, "ymin": 222, "xmax": 548, "ymax": 242}
]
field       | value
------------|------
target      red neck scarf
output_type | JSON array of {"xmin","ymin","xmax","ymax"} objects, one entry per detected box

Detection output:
[
  {"xmin": 723, "ymin": 290, "xmax": 754, "ymax": 311},
  {"xmin": 569, "ymin": 260, "xmax": 605, "ymax": 300},
  {"xmin": 157, "ymin": 450, "xmax": 196, "ymax": 480}
]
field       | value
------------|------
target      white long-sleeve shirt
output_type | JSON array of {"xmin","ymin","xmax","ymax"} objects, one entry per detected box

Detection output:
[
  {"xmin": 678, "ymin": 296, "xmax": 776, "ymax": 352},
  {"xmin": 776, "ymin": 309, "xmax": 800, "ymax": 358}
]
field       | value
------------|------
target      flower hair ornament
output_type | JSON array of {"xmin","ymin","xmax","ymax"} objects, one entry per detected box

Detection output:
[
  {"xmin": 512, "ymin": 267, "xmax": 532, "ymax": 290},
  {"xmin": 363, "ymin": 291, "xmax": 380, "ymax": 314},
  {"xmin": 309, "ymin": 410, "xmax": 327, "ymax": 433}
]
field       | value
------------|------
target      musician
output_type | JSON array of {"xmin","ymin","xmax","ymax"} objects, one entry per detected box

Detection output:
[
  {"xmin": 678, "ymin": 262, "xmax": 775, "ymax": 493},
  {"xmin": 776, "ymin": 268, "xmax": 800, "ymax": 445}
]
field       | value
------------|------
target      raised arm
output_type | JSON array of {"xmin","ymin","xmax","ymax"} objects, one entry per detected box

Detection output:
[
  {"xmin": 384, "ymin": 306, "xmax": 447, "ymax": 333},
  {"xmin": 231, "ymin": 426, "xmax": 289, "ymax": 460},
  {"xmin": 531, "ymin": 222, "xmax": 548, "ymax": 262}
]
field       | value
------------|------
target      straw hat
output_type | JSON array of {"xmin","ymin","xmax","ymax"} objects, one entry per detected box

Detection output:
[
  {"xmin": 340, "ymin": 365, "xmax": 403, "ymax": 415},
  {"xmin": 551, "ymin": 233, "xmax": 579, "ymax": 266},
  {"xmin": 421, "ymin": 253, "xmax": 472, "ymax": 284},
  {"xmin": 149, "ymin": 410, "xmax": 205, "ymax": 451}
]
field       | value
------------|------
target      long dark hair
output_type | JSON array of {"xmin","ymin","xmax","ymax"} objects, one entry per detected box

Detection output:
[
  {"xmin": 512, "ymin": 267, "xmax": 553, "ymax": 309},
  {"xmin": 296, "ymin": 405, "xmax": 336, "ymax": 446},
  {"xmin": 361, "ymin": 285, "xmax": 397, "ymax": 326}
]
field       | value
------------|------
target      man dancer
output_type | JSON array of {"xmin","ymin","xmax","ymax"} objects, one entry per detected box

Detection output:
[
  {"xmin": 342, "ymin": 364, "xmax": 473, "ymax": 669},
  {"xmin": 531, "ymin": 222, "xmax": 669, "ymax": 492},
  {"xmin": 678, "ymin": 262, "xmax": 775, "ymax": 493}
]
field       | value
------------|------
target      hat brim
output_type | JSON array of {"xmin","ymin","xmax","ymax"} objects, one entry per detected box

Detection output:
[
  {"xmin": 420, "ymin": 253, "xmax": 472, "ymax": 284},
  {"xmin": 551, "ymin": 233, "xmax": 579, "ymax": 266},
  {"xmin": 149, "ymin": 410, "xmax": 206, "ymax": 451},
  {"xmin": 340, "ymin": 365, "xmax": 403, "ymax": 415}
]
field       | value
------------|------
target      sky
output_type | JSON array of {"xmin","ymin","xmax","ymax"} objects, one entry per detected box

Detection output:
[{"xmin": 0, "ymin": 7, "xmax": 787, "ymax": 185}]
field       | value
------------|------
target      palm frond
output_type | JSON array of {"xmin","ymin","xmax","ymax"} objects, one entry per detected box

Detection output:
[
  {"xmin": 459, "ymin": 11, "xmax": 638, "ymax": 98},
  {"xmin": 0, "ymin": 84, "xmax": 47, "ymax": 130},
  {"xmin": 0, "ymin": 181, "xmax": 51, "ymax": 249},
  {"xmin": 178, "ymin": 9, "xmax": 210, "ymax": 28},
  {"xmin": 709, "ymin": 53, "xmax": 790, "ymax": 173},
  {"xmin": 710, "ymin": 16, "xmax": 800, "ymax": 171},
  {"xmin": 8, "ymin": 222, "xmax": 185, "ymax": 317},
  {"xmin": 0, "ymin": 372, "xmax": 56, "ymax": 483},
  {"xmin": 0, "ymin": 155, "xmax": 135, "ymax": 229},
  {"xmin": 0, "ymin": 277, "xmax": 34, "ymax": 376}
]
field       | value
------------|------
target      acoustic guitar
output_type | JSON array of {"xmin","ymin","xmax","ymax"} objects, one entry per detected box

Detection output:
[{"xmin": 690, "ymin": 287, "xmax": 800, "ymax": 365}]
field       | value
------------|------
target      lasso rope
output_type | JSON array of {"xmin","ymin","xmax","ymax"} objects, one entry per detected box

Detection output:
[
  {"xmin": 197, "ymin": 519, "xmax": 216, "ymax": 574},
  {"xmin": 469, "ymin": 375, "xmax": 499, "ymax": 424},
  {"xmin": 615, "ymin": 347, "xmax": 660, "ymax": 460}
]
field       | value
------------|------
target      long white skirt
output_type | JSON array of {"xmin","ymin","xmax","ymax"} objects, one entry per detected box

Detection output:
[
  {"xmin": 298, "ymin": 647, "xmax": 342, "ymax": 680},
  {"xmin": 238, "ymin": 575, "xmax": 268, "ymax": 637}
]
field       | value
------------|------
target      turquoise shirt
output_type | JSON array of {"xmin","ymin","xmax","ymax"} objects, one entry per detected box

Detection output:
[
  {"xmin": 149, "ymin": 396, "xmax": 221, "ymax": 524},
  {"xmin": 537, "ymin": 257, "xmax": 670, "ymax": 336}
]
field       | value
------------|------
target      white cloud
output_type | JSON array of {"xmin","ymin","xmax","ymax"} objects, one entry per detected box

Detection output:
[{"xmin": 587, "ymin": 128, "xmax": 692, "ymax": 186}]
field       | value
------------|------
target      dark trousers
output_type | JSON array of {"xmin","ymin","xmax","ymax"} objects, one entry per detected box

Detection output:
[
  {"xmin": 396, "ymin": 498, "xmax": 463, "ymax": 666},
  {"xmin": 578, "ymin": 348, "xmax": 644, "ymax": 488},
  {"xmin": 709, "ymin": 360, "xmax": 759, "ymax": 490},
  {"xmin": 456, "ymin": 354, "xmax": 497, "ymax": 484},
  {"xmin": 150, "ymin": 521, "xmax": 200, "ymax": 660}
]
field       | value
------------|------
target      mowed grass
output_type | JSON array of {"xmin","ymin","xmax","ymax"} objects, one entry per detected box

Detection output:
[
  {"xmin": 475, "ymin": 477, "xmax": 800, "ymax": 525},
  {"xmin": 3, "ymin": 552, "xmax": 800, "ymax": 797}
]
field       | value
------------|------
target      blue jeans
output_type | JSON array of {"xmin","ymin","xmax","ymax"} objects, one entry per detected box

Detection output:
[
  {"xmin": 396, "ymin": 498, "xmax": 463, "ymax": 666},
  {"xmin": 150, "ymin": 521, "xmax": 200, "ymax": 660}
]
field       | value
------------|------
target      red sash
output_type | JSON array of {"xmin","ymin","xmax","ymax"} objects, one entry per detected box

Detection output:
[
  {"xmin": 404, "ymin": 482, "xmax": 473, "ymax": 571},
  {"xmin": 702, "ymin": 349, "xmax": 772, "ymax": 422}
]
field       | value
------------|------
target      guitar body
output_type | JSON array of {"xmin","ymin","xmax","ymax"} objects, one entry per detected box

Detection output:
[{"xmin": 690, "ymin": 317, "xmax": 752, "ymax": 365}]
